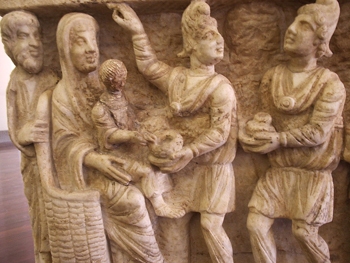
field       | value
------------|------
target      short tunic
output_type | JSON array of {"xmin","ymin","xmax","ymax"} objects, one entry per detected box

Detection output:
[{"xmin": 249, "ymin": 64, "xmax": 345, "ymax": 224}]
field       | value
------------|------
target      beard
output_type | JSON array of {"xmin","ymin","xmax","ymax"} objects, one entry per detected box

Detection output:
[{"xmin": 15, "ymin": 49, "xmax": 43, "ymax": 74}]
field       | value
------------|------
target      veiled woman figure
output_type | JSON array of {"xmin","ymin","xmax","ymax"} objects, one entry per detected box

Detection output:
[{"xmin": 51, "ymin": 12, "xmax": 164, "ymax": 263}]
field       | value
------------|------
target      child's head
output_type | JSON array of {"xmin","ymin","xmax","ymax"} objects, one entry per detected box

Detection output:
[{"xmin": 99, "ymin": 59, "xmax": 127, "ymax": 92}]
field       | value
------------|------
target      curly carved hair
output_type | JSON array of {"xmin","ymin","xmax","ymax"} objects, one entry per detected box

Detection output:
[{"xmin": 99, "ymin": 59, "xmax": 127, "ymax": 89}]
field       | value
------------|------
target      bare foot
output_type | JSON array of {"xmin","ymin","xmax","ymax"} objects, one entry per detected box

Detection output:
[{"xmin": 154, "ymin": 204, "xmax": 186, "ymax": 219}]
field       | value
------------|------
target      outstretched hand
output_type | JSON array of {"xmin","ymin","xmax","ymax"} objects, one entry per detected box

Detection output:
[
  {"xmin": 84, "ymin": 151, "xmax": 131, "ymax": 185},
  {"xmin": 108, "ymin": 3, "xmax": 145, "ymax": 35}
]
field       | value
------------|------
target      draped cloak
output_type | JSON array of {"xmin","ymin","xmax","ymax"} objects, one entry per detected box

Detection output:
[
  {"xmin": 51, "ymin": 13, "xmax": 163, "ymax": 263},
  {"xmin": 6, "ymin": 67, "xmax": 58, "ymax": 256}
]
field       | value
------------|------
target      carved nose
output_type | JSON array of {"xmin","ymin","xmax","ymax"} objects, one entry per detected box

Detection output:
[
  {"xmin": 29, "ymin": 35, "xmax": 40, "ymax": 47},
  {"xmin": 218, "ymin": 37, "xmax": 223, "ymax": 45},
  {"xmin": 287, "ymin": 22, "xmax": 296, "ymax": 34},
  {"xmin": 216, "ymin": 34, "xmax": 224, "ymax": 45},
  {"xmin": 86, "ymin": 41, "xmax": 97, "ymax": 53}
]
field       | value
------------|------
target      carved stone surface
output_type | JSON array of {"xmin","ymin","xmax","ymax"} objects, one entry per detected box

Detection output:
[
  {"xmin": 1, "ymin": 0, "xmax": 350, "ymax": 263},
  {"xmin": 239, "ymin": 1, "xmax": 345, "ymax": 262},
  {"xmin": 0, "ymin": 10, "xmax": 59, "ymax": 263}
]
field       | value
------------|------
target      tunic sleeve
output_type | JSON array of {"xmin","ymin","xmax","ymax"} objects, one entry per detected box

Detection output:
[
  {"xmin": 91, "ymin": 102, "xmax": 118, "ymax": 150},
  {"xmin": 132, "ymin": 33, "xmax": 173, "ymax": 94},
  {"xmin": 188, "ymin": 82, "xmax": 235, "ymax": 157},
  {"xmin": 279, "ymin": 73, "xmax": 345, "ymax": 148}
]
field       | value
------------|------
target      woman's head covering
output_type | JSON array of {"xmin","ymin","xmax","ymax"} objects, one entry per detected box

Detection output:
[{"xmin": 56, "ymin": 13, "xmax": 99, "ymax": 78}]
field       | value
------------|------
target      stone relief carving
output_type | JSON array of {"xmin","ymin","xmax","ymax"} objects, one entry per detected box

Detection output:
[
  {"xmin": 1, "ymin": 10, "xmax": 59, "ymax": 263},
  {"xmin": 332, "ymin": 2, "xmax": 350, "ymax": 164},
  {"xmin": 223, "ymin": 1, "xmax": 286, "ymax": 122},
  {"xmin": 92, "ymin": 58, "xmax": 184, "ymax": 218},
  {"xmin": 110, "ymin": 1, "xmax": 237, "ymax": 262},
  {"xmin": 2, "ymin": 0, "xmax": 350, "ymax": 263},
  {"xmin": 239, "ymin": 0, "xmax": 345, "ymax": 263},
  {"xmin": 51, "ymin": 12, "xmax": 164, "ymax": 263}
]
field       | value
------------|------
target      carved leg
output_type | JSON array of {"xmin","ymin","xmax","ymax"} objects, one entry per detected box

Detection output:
[
  {"xmin": 157, "ymin": 213, "xmax": 193, "ymax": 263},
  {"xmin": 292, "ymin": 220, "xmax": 330, "ymax": 263},
  {"xmin": 247, "ymin": 209, "xmax": 276, "ymax": 263},
  {"xmin": 200, "ymin": 212, "xmax": 234, "ymax": 263},
  {"xmin": 22, "ymin": 157, "xmax": 51, "ymax": 263},
  {"xmin": 110, "ymin": 242, "xmax": 138, "ymax": 263},
  {"xmin": 100, "ymin": 182, "xmax": 164, "ymax": 263}
]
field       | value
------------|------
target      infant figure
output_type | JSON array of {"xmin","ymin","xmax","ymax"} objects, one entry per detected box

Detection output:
[{"xmin": 92, "ymin": 59, "xmax": 185, "ymax": 218}]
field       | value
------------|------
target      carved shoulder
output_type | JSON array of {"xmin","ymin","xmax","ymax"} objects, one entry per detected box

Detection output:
[
  {"xmin": 320, "ymin": 70, "xmax": 346, "ymax": 103},
  {"xmin": 91, "ymin": 102, "xmax": 107, "ymax": 119},
  {"xmin": 211, "ymin": 81, "xmax": 235, "ymax": 108}
]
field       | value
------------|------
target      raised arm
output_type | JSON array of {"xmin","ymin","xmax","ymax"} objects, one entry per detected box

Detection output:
[{"xmin": 110, "ymin": 4, "xmax": 172, "ymax": 94}]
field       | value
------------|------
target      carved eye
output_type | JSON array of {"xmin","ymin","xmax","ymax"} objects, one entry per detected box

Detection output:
[
  {"xmin": 300, "ymin": 21, "xmax": 312, "ymax": 32},
  {"xmin": 203, "ymin": 31, "xmax": 214, "ymax": 40},
  {"xmin": 17, "ymin": 32, "xmax": 29, "ymax": 39},
  {"xmin": 75, "ymin": 37, "xmax": 86, "ymax": 45}
]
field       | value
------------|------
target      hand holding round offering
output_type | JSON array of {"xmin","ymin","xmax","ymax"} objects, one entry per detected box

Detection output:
[
  {"xmin": 245, "ymin": 112, "xmax": 276, "ymax": 138},
  {"xmin": 147, "ymin": 130, "xmax": 184, "ymax": 170}
]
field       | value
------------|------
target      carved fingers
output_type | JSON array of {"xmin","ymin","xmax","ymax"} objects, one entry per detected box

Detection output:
[
  {"xmin": 159, "ymin": 147, "xmax": 193, "ymax": 173},
  {"xmin": 253, "ymin": 131, "xmax": 279, "ymax": 141},
  {"xmin": 108, "ymin": 155, "xmax": 126, "ymax": 166},
  {"xmin": 239, "ymin": 129, "xmax": 280, "ymax": 154},
  {"xmin": 142, "ymin": 131, "xmax": 158, "ymax": 144},
  {"xmin": 131, "ymin": 131, "xmax": 147, "ymax": 145},
  {"xmin": 110, "ymin": 3, "xmax": 145, "ymax": 35},
  {"xmin": 170, "ymin": 146, "xmax": 192, "ymax": 160},
  {"xmin": 85, "ymin": 152, "xmax": 131, "ymax": 185},
  {"xmin": 17, "ymin": 119, "xmax": 49, "ymax": 145},
  {"xmin": 101, "ymin": 154, "xmax": 131, "ymax": 185},
  {"xmin": 32, "ymin": 119, "xmax": 50, "ymax": 143},
  {"xmin": 107, "ymin": 167, "xmax": 131, "ymax": 186}
]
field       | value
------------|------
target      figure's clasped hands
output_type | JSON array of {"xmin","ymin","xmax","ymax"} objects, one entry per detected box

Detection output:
[{"xmin": 108, "ymin": 3, "xmax": 145, "ymax": 36}]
